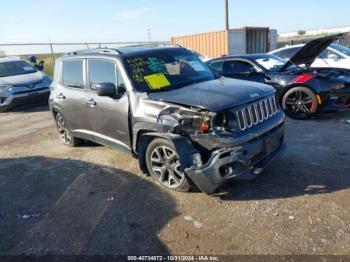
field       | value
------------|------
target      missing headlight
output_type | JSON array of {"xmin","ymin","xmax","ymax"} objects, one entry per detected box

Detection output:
[{"xmin": 212, "ymin": 111, "xmax": 236, "ymax": 134}]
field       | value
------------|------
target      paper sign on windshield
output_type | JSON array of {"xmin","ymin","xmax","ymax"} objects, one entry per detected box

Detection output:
[
  {"xmin": 144, "ymin": 73, "xmax": 171, "ymax": 90},
  {"xmin": 165, "ymin": 63, "xmax": 180, "ymax": 75}
]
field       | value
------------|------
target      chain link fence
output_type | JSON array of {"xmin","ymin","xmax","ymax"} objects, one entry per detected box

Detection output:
[{"xmin": 0, "ymin": 41, "xmax": 169, "ymax": 76}]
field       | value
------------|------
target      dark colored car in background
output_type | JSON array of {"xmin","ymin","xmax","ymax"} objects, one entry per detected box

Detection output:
[
  {"xmin": 49, "ymin": 46, "xmax": 285, "ymax": 194},
  {"xmin": 0, "ymin": 56, "xmax": 52, "ymax": 111},
  {"xmin": 207, "ymin": 33, "xmax": 350, "ymax": 119}
]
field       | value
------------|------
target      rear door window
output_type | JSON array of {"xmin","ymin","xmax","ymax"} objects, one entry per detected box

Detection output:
[{"xmin": 62, "ymin": 60, "xmax": 84, "ymax": 88}]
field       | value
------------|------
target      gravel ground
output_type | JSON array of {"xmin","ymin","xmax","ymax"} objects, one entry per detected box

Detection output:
[{"xmin": 0, "ymin": 105, "xmax": 350, "ymax": 256}]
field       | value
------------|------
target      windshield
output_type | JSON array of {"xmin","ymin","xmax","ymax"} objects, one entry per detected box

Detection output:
[
  {"xmin": 123, "ymin": 49, "xmax": 215, "ymax": 92},
  {"xmin": 254, "ymin": 55, "xmax": 291, "ymax": 72},
  {"xmin": 330, "ymin": 44, "xmax": 350, "ymax": 56},
  {"xmin": 0, "ymin": 60, "xmax": 37, "ymax": 77}
]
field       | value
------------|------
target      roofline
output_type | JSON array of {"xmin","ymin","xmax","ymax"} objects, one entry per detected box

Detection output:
[
  {"xmin": 64, "ymin": 48, "xmax": 120, "ymax": 56},
  {"xmin": 206, "ymin": 54, "xmax": 276, "ymax": 63},
  {"xmin": 62, "ymin": 42, "xmax": 180, "ymax": 57}
]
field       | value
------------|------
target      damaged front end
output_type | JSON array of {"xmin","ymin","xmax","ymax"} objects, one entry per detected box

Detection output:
[
  {"xmin": 136, "ymin": 95, "xmax": 285, "ymax": 194},
  {"xmin": 185, "ymin": 123, "xmax": 285, "ymax": 194}
]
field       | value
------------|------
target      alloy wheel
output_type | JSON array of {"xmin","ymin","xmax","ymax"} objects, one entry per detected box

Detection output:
[
  {"xmin": 56, "ymin": 114, "xmax": 72, "ymax": 145},
  {"xmin": 150, "ymin": 145, "xmax": 185, "ymax": 189},
  {"xmin": 284, "ymin": 90, "xmax": 316, "ymax": 117}
]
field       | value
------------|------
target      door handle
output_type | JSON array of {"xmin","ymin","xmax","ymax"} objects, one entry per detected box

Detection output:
[
  {"xmin": 86, "ymin": 98, "xmax": 97, "ymax": 106},
  {"xmin": 56, "ymin": 93, "xmax": 66, "ymax": 99}
]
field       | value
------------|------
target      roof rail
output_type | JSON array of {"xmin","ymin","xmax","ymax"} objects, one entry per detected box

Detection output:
[
  {"xmin": 64, "ymin": 43, "xmax": 183, "ymax": 56},
  {"xmin": 65, "ymin": 48, "xmax": 120, "ymax": 56}
]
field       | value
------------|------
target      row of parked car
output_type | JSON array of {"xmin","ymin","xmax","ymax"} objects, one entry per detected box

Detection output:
[
  {"xmin": 0, "ymin": 56, "xmax": 52, "ymax": 112},
  {"xmin": 206, "ymin": 33, "xmax": 350, "ymax": 119},
  {"xmin": 0, "ymin": 33, "xmax": 349, "ymax": 194}
]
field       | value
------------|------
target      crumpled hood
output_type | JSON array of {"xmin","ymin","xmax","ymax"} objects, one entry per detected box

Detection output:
[
  {"xmin": 148, "ymin": 77, "xmax": 274, "ymax": 112},
  {"xmin": 279, "ymin": 33, "xmax": 348, "ymax": 72},
  {"xmin": 0, "ymin": 71, "xmax": 45, "ymax": 86}
]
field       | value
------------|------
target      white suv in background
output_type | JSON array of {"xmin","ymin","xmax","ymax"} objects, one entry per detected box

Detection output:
[{"xmin": 270, "ymin": 43, "xmax": 350, "ymax": 69}]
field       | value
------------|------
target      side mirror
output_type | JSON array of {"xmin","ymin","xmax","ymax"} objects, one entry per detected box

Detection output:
[
  {"xmin": 117, "ymin": 83, "xmax": 126, "ymax": 94},
  {"xmin": 328, "ymin": 54, "xmax": 339, "ymax": 61},
  {"xmin": 95, "ymin": 82, "xmax": 116, "ymax": 97}
]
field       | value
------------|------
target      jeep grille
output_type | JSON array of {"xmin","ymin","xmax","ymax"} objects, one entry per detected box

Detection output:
[{"xmin": 235, "ymin": 95, "xmax": 278, "ymax": 131}]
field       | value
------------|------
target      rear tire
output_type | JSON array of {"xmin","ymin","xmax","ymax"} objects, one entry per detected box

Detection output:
[
  {"xmin": 55, "ymin": 112, "xmax": 82, "ymax": 147},
  {"xmin": 282, "ymin": 86, "xmax": 318, "ymax": 119},
  {"xmin": 145, "ymin": 138, "xmax": 192, "ymax": 192}
]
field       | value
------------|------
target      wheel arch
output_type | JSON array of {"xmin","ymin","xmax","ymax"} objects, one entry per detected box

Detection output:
[
  {"xmin": 278, "ymin": 84, "xmax": 317, "ymax": 105},
  {"xmin": 51, "ymin": 105, "xmax": 76, "ymax": 132},
  {"xmin": 50, "ymin": 104, "xmax": 64, "ymax": 119},
  {"xmin": 136, "ymin": 131, "xmax": 199, "ymax": 175}
]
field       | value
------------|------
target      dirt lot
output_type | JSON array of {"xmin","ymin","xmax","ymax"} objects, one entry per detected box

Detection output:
[{"xmin": 0, "ymin": 106, "xmax": 350, "ymax": 256}]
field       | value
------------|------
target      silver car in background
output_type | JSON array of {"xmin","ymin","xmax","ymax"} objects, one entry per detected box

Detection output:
[{"xmin": 0, "ymin": 56, "xmax": 52, "ymax": 111}]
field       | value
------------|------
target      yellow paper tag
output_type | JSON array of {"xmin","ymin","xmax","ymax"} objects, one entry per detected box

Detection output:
[{"xmin": 144, "ymin": 73, "xmax": 171, "ymax": 90}]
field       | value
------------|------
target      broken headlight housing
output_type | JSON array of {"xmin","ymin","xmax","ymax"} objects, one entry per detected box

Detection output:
[
  {"xmin": 179, "ymin": 114, "xmax": 211, "ymax": 134},
  {"xmin": 157, "ymin": 106, "xmax": 213, "ymax": 135}
]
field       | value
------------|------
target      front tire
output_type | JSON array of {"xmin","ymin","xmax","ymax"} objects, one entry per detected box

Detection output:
[
  {"xmin": 55, "ymin": 112, "xmax": 82, "ymax": 147},
  {"xmin": 282, "ymin": 86, "xmax": 318, "ymax": 119},
  {"xmin": 145, "ymin": 138, "xmax": 191, "ymax": 192}
]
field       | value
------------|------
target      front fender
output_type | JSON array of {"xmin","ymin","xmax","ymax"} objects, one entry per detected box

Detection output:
[{"xmin": 137, "ymin": 132, "xmax": 199, "ymax": 174}]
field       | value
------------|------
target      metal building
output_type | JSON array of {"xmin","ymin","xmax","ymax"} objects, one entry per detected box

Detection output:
[{"xmin": 172, "ymin": 27, "xmax": 278, "ymax": 59}]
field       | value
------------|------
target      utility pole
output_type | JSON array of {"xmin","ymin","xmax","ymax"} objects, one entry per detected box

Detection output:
[
  {"xmin": 225, "ymin": 0, "xmax": 229, "ymax": 31},
  {"xmin": 49, "ymin": 43, "xmax": 55, "ymax": 65}
]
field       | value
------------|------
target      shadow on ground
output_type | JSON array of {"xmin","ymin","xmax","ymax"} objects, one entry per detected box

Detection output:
[
  {"xmin": 0, "ymin": 156, "xmax": 176, "ymax": 255},
  {"xmin": 7, "ymin": 104, "xmax": 49, "ymax": 113},
  {"xmin": 219, "ymin": 153, "xmax": 350, "ymax": 201},
  {"xmin": 220, "ymin": 111, "xmax": 350, "ymax": 201}
]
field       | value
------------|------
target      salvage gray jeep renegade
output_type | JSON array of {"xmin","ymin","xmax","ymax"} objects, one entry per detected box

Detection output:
[{"xmin": 49, "ymin": 45, "xmax": 285, "ymax": 194}]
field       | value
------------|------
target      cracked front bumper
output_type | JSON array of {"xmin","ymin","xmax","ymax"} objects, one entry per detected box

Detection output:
[{"xmin": 185, "ymin": 123, "xmax": 285, "ymax": 194}]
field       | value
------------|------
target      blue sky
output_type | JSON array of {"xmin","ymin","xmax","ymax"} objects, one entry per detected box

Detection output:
[{"xmin": 1, "ymin": 0, "xmax": 350, "ymax": 54}]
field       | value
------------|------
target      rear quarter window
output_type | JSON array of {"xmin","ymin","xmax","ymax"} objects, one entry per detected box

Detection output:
[{"xmin": 62, "ymin": 60, "xmax": 84, "ymax": 88}]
